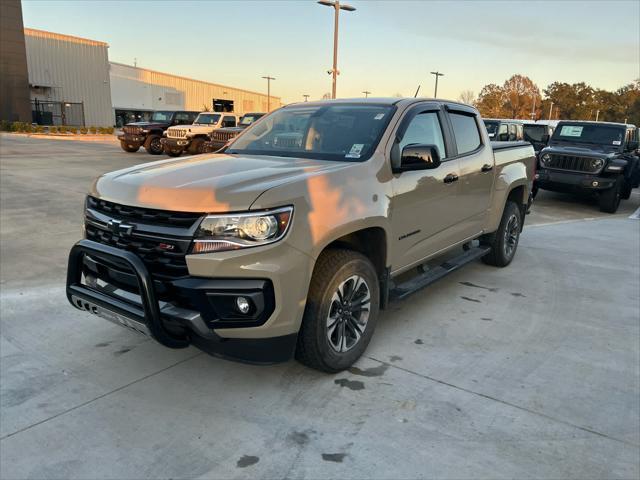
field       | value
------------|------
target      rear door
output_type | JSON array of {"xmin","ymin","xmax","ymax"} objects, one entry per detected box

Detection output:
[
  {"xmin": 389, "ymin": 103, "xmax": 465, "ymax": 272},
  {"xmin": 444, "ymin": 106, "xmax": 495, "ymax": 237}
]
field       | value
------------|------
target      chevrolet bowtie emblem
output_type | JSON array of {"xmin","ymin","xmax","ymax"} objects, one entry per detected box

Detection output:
[{"xmin": 107, "ymin": 219, "xmax": 134, "ymax": 236}]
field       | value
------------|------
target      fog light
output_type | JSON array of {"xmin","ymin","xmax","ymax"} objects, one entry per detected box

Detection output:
[
  {"xmin": 236, "ymin": 296, "xmax": 251, "ymax": 314},
  {"xmin": 592, "ymin": 181, "xmax": 599, "ymax": 187}
]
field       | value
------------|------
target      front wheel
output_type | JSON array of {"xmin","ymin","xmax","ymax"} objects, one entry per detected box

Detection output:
[
  {"xmin": 481, "ymin": 201, "xmax": 522, "ymax": 267},
  {"xmin": 144, "ymin": 134, "xmax": 163, "ymax": 155},
  {"xmin": 296, "ymin": 249, "xmax": 379, "ymax": 373},
  {"xmin": 599, "ymin": 177, "xmax": 622, "ymax": 213},
  {"xmin": 188, "ymin": 138, "xmax": 206, "ymax": 155}
]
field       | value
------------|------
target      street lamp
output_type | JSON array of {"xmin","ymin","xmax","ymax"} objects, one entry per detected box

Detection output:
[
  {"xmin": 318, "ymin": 0, "xmax": 356, "ymax": 99},
  {"xmin": 303, "ymin": 94, "xmax": 310, "ymax": 102},
  {"xmin": 430, "ymin": 71, "xmax": 444, "ymax": 98},
  {"xmin": 261, "ymin": 76, "xmax": 275, "ymax": 111},
  {"xmin": 362, "ymin": 90, "xmax": 371, "ymax": 98}
]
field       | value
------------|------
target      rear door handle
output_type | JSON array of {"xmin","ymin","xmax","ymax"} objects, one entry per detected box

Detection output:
[
  {"xmin": 481, "ymin": 164, "xmax": 493, "ymax": 172},
  {"xmin": 444, "ymin": 173, "xmax": 459, "ymax": 184}
]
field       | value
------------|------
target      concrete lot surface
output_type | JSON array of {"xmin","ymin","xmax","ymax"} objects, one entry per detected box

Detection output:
[{"xmin": 1, "ymin": 134, "xmax": 639, "ymax": 479}]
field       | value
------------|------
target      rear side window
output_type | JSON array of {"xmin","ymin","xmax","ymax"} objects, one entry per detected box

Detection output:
[
  {"xmin": 399, "ymin": 112, "xmax": 447, "ymax": 160},
  {"xmin": 449, "ymin": 112, "xmax": 482, "ymax": 154}
]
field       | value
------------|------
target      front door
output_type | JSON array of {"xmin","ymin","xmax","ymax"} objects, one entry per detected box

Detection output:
[{"xmin": 389, "ymin": 107, "xmax": 463, "ymax": 273}]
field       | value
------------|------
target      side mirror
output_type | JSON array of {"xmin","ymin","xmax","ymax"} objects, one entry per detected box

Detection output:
[
  {"xmin": 498, "ymin": 132, "xmax": 509, "ymax": 141},
  {"xmin": 393, "ymin": 144, "xmax": 441, "ymax": 173}
]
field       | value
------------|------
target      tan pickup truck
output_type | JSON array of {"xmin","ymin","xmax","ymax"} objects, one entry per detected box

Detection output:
[{"xmin": 67, "ymin": 98, "xmax": 535, "ymax": 372}]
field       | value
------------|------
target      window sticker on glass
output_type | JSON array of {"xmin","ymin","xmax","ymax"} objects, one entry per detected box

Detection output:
[
  {"xmin": 346, "ymin": 144, "xmax": 365, "ymax": 158},
  {"xmin": 560, "ymin": 125, "xmax": 584, "ymax": 137},
  {"xmin": 374, "ymin": 113, "xmax": 385, "ymax": 120},
  {"xmin": 612, "ymin": 140, "xmax": 622, "ymax": 145}
]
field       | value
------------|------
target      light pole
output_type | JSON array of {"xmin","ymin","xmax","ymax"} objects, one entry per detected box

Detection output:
[
  {"xmin": 430, "ymin": 71, "xmax": 444, "ymax": 98},
  {"xmin": 303, "ymin": 94, "xmax": 310, "ymax": 102},
  {"xmin": 362, "ymin": 90, "xmax": 371, "ymax": 98},
  {"xmin": 318, "ymin": 0, "xmax": 356, "ymax": 99},
  {"xmin": 261, "ymin": 76, "xmax": 275, "ymax": 111},
  {"xmin": 548, "ymin": 101, "xmax": 554, "ymax": 120}
]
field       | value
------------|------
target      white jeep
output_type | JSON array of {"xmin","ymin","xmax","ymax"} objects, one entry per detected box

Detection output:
[{"xmin": 162, "ymin": 112, "xmax": 238, "ymax": 156}]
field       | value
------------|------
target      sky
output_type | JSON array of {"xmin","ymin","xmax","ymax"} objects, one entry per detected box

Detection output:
[{"xmin": 21, "ymin": 0, "xmax": 640, "ymax": 104}]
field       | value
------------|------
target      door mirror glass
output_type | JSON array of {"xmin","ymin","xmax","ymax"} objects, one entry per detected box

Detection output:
[{"xmin": 397, "ymin": 144, "xmax": 441, "ymax": 172}]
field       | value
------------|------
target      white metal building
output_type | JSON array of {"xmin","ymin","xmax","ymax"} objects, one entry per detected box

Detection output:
[
  {"xmin": 24, "ymin": 28, "xmax": 113, "ymax": 126},
  {"xmin": 109, "ymin": 62, "xmax": 281, "ymax": 123}
]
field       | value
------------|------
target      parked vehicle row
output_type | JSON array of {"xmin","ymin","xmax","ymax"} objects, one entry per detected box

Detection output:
[
  {"xmin": 118, "ymin": 109, "xmax": 266, "ymax": 157},
  {"xmin": 68, "ymin": 98, "xmax": 535, "ymax": 372}
]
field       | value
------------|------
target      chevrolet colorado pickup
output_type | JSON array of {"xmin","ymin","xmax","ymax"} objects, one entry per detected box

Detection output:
[
  {"xmin": 119, "ymin": 110, "xmax": 199, "ymax": 155},
  {"xmin": 67, "ymin": 98, "xmax": 535, "ymax": 372},
  {"xmin": 537, "ymin": 121, "xmax": 639, "ymax": 213},
  {"xmin": 162, "ymin": 112, "xmax": 239, "ymax": 157}
]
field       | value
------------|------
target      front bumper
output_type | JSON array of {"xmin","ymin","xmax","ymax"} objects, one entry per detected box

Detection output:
[
  {"xmin": 118, "ymin": 133, "xmax": 145, "ymax": 146},
  {"xmin": 67, "ymin": 239, "xmax": 303, "ymax": 363},
  {"xmin": 161, "ymin": 137, "xmax": 191, "ymax": 149},
  {"xmin": 535, "ymin": 168, "xmax": 617, "ymax": 193}
]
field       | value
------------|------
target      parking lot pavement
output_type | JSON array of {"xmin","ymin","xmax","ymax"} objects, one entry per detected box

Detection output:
[{"xmin": 1, "ymin": 134, "xmax": 639, "ymax": 479}]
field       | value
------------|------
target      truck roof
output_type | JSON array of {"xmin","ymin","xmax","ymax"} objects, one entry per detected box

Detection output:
[{"xmin": 284, "ymin": 97, "xmax": 477, "ymax": 110}]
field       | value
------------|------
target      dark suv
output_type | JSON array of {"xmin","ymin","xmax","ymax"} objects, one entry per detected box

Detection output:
[
  {"xmin": 118, "ymin": 110, "xmax": 199, "ymax": 155},
  {"xmin": 483, "ymin": 119, "xmax": 524, "ymax": 142},
  {"xmin": 537, "ymin": 121, "xmax": 640, "ymax": 213},
  {"xmin": 203, "ymin": 112, "xmax": 266, "ymax": 153}
]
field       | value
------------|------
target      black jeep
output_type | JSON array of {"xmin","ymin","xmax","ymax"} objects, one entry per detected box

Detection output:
[
  {"xmin": 537, "ymin": 121, "xmax": 640, "ymax": 213},
  {"xmin": 118, "ymin": 110, "xmax": 199, "ymax": 155},
  {"xmin": 203, "ymin": 112, "xmax": 266, "ymax": 153}
]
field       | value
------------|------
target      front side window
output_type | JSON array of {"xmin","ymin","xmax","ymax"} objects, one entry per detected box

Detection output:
[
  {"xmin": 194, "ymin": 113, "xmax": 221, "ymax": 125},
  {"xmin": 222, "ymin": 116, "xmax": 236, "ymax": 127},
  {"xmin": 399, "ymin": 111, "xmax": 446, "ymax": 160},
  {"xmin": 484, "ymin": 121, "xmax": 499, "ymax": 138},
  {"xmin": 523, "ymin": 125, "xmax": 546, "ymax": 142},
  {"xmin": 450, "ymin": 112, "xmax": 482, "ymax": 154},
  {"xmin": 227, "ymin": 104, "xmax": 395, "ymax": 162}
]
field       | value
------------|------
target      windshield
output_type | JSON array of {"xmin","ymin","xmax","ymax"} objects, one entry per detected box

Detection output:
[
  {"xmin": 151, "ymin": 111, "xmax": 173, "ymax": 122},
  {"xmin": 484, "ymin": 121, "xmax": 499, "ymax": 136},
  {"xmin": 239, "ymin": 114, "xmax": 264, "ymax": 126},
  {"xmin": 552, "ymin": 123, "xmax": 625, "ymax": 146},
  {"xmin": 523, "ymin": 125, "xmax": 547, "ymax": 143},
  {"xmin": 227, "ymin": 104, "xmax": 395, "ymax": 161},
  {"xmin": 194, "ymin": 113, "xmax": 221, "ymax": 125}
]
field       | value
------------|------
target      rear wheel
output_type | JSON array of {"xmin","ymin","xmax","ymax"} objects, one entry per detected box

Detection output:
[
  {"xmin": 481, "ymin": 201, "xmax": 522, "ymax": 267},
  {"xmin": 120, "ymin": 141, "xmax": 139, "ymax": 153},
  {"xmin": 599, "ymin": 177, "xmax": 622, "ymax": 213},
  {"xmin": 296, "ymin": 249, "xmax": 379, "ymax": 373},
  {"xmin": 144, "ymin": 134, "xmax": 163, "ymax": 155}
]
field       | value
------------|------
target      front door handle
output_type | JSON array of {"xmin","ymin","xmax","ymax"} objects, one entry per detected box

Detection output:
[
  {"xmin": 444, "ymin": 173, "xmax": 459, "ymax": 184},
  {"xmin": 481, "ymin": 164, "xmax": 493, "ymax": 172}
]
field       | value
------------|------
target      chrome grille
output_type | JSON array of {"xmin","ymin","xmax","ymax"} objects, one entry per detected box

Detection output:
[
  {"xmin": 167, "ymin": 128, "xmax": 188, "ymax": 139},
  {"xmin": 547, "ymin": 154, "xmax": 603, "ymax": 173},
  {"xmin": 211, "ymin": 131, "xmax": 239, "ymax": 143},
  {"xmin": 123, "ymin": 126, "xmax": 142, "ymax": 135}
]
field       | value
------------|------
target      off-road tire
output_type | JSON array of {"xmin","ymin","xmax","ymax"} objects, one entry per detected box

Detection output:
[
  {"xmin": 296, "ymin": 249, "xmax": 380, "ymax": 373},
  {"xmin": 481, "ymin": 201, "xmax": 522, "ymax": 267},
  {"xmin": 599, "ymin": 177, "xmax": 622, "ymax": 213},
  {"xmin": 188, "ymin": 138, "xmax": 206, "ymax": 155},
  {"xmin": 144, "ymin": 134, "xmax": 163, "ymax": 155},
  {"xmin": 620, "ymin": 180, "xmax": 632, "ymax": 200},
  {"xmin": 120, "ymin": 141, "xmax": 139, "ymax": 153}
]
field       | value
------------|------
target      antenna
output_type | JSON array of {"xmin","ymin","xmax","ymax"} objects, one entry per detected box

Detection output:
[{"xmin": 414, "ymin": 85, "xmax": 421, "ymax": 98}]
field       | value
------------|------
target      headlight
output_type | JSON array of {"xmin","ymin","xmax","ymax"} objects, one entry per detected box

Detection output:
[
  {"xmin": 540, "ymin": 153, "xmax": 551, "ymax": 166},
  {"xmin": 141, "ymin": 129, "xmax": 150, "ymax": 133},
  {"xmin": 192, "ymin": 206, "xmax": 293, "ymax": 254},
  {"xmin": 590, "ymin": 158, "xmax": 604, "ymax": 170}
]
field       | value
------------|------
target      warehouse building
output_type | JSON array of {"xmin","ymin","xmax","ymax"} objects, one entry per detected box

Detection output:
[
  {"xmin": 4, "ymin": 20, "xmax": 281, "ymax": 127},
  {"xmin": 25, "ymin": 28, "xmax": 113, "ymax": 127},
  {"xmin": 110, "ymin": 62, "xmax": 281, "ymax": 127}
]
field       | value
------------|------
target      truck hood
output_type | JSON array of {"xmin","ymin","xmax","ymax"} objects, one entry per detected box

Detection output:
[
  {"xmin": 543, "ymin": 143, "xmax": 620, "ymax": 158},
  {"xmin": 91, "ymin": 153, "xmax": 353, "ymax": 213},
  {"xmin": 167, "ymin": 124, "xmax": 214, "ymax": 134}
]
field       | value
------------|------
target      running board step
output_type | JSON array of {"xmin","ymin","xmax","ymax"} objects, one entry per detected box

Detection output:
[{"xmin": 389, "ymin": 246, "xmax": 491, "ymax": 301}]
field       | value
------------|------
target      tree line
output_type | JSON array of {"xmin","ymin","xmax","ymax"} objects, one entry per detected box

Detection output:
[{"xmin": 463, "ymin": 75, "xmax": 640, "ymax": 125}]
